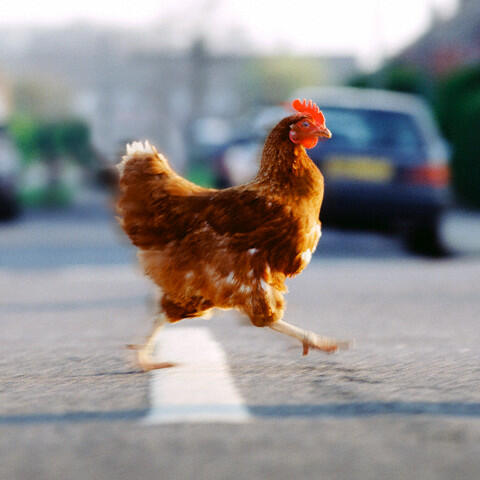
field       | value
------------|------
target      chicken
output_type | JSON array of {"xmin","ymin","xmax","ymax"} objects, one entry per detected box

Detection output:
[{"xmin": 116, "ymin": 98, "xmax": 349, "ymax": 371}]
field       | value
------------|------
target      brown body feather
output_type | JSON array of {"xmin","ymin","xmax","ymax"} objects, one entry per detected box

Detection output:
[{"xmin": 116, "ymin": 115, "xmax": 323, "ymax": 327}]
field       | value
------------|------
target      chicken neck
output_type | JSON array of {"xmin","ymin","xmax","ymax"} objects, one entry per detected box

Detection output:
[{"xmin": 255, "ymin": 117, "xmax": 323, "ymax": 201}]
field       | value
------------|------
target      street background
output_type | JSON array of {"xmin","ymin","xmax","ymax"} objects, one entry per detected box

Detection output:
[
  {"xmin": 1, "ymin": 194, "xmax": 480, "ymax": 479},
  {"xmin": 2, "ymin": 0, "xmax": 480, "ymax": 478}
]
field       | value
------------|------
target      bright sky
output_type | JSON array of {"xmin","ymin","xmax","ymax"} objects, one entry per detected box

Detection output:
[{"xmin": 1, "ymin": 0, "xmax": 459, "ymax": 68}]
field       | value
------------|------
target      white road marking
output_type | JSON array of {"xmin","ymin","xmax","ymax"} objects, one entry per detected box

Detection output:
[{"xmin": 142, "ymin": 327, "xmax": 251, "ymax": 424}]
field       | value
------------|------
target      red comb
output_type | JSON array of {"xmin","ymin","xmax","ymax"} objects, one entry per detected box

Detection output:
[{"xmin": 292, "ymin": 98, "xmax": 325, "ymax": 126}]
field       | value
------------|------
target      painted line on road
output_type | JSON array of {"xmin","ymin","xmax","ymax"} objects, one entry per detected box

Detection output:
[{"xmin": 142, "ymin": 327, "xmax": 251, "ymax": 424}]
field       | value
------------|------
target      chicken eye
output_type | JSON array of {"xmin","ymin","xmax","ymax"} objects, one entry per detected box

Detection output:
[{"xmin": 302, "ymin": 121, "xmax": 310, "ymax": 127}]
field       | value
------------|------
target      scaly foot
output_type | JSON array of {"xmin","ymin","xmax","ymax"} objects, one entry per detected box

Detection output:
[
  {"xmin": 126, "ymin": 344, "xmax": 176, "ymax": 371},
  {"xmin": 302, "ymin": 332, "xmax": 352, "ymax": 356}
]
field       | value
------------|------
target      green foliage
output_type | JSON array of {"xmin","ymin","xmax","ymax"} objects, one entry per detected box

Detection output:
[
  {"xmin": 7, "ymin": 115, "xmax": 39, "ymax": 165},
  {"xmin": 347, "ymin": 62, "xmax": 480, "ymax": 206},
  {"xmin": 348, "ymin": 74, "xmax": 372, "ymax": 89},
  {"xmin": 8, "ymin": 116, "xmax": 92, "ymax": 165},
  {"xmin": 186, "ymin": 164, "xmax": 214, "ymax": 188},
  {"xmin": 35, "ymin": 122, "xmax": 59, "ymax": 161},
  {"xmin": 382, "ymin": 65, "xmax": 430, "ymax": 97},
  {"xmin": 19, "ymin": 183, "xmax": 73, "ymax": 208},
  {"xmin": 436, "ymin": 64, "xmax": 480, "ymax": 206},
  {"xmin": 435, "ymin": 64, "xmax": 480, "ymax": 138},
  {"xmin": 348, "ymin": 65, "xmax": 431, "ymax": 97},
  {"xmin": 56, "ymin": 120, "xmax": 92, "ymax": 165},
  {"xmin": 8, "ymin": 115, "xmax": 92, "ymax": 207}
]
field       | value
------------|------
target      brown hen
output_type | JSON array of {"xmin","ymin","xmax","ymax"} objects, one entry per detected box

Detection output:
[{"xmin": 116, "ymin": 99, "xmax": 349, "ymax": 371}]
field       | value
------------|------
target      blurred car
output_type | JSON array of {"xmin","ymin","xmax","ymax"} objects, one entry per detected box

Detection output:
[
  {"xmin": 212, "ymin": 106, "xmax": 286, "ymax": 188},
  {"xmin": 214, "ymin": 88, "xmax": 451, "ymax": 256},
  {"xmin": 294, "ymin": 87, "xmax": 451, "ymax": 255},
  {"xmin": 0, "ymin": 126, "xmax": 21, "ymax": 221}
]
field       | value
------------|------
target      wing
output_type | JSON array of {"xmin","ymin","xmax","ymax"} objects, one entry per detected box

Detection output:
[
  {"xmin": 204, "ymin": 188, "xmax": 304, "ymax": 275},
  {"xmin": 118, "ymin": 152, "xmax": 307, "ymax": 276},
  {"xmin": 116, "ymin": 150, "xmax": 216, "ymax": 249}
]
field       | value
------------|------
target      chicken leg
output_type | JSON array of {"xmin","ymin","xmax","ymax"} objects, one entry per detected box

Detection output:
[
  {"xmin": 269, "ymin": 319, "xmax": 351, "ymax": 355},
  {"xmin": 128, "ymin": 314, "xmax": 175, "ymax": 371}
]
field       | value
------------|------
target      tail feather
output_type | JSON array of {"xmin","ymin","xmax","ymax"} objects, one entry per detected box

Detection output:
[
  {"xmin": 117, "ymin": 140, "xmax": 167, "ymax": 177},
  {"xmin": 116, "ymin": 140, "xmax": 199, "ymax": 249}
]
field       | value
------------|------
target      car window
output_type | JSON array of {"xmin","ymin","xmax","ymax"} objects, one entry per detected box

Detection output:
[{"xmin": 321, "ymin": 107, "xmax": 424, "ymax": 156}]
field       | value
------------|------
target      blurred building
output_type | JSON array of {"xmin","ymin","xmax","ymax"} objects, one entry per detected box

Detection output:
[
  {"xmin": 0, "ymin": 74, "xmax": 12, "ymax": 123},
  {"xmin": 398, "ymin": 0, "xmax": 480, "ymax": 74},
  {"xmin": 0, "ymin": 24, "xmax": 356, "ymax": 168}
]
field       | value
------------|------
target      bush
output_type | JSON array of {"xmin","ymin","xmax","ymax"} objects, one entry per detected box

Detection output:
[
  {"xmin": 8, "ymin": 116, "xmax": 93, "ymax": 207},
  {"xmin": 56, "ymin": 120, "xmax": 92, "ymax": 165},
  {"xmin": 435, "ymin": 64, "xmax": 480, "ymax": 138},
  {"xmin": 7, "ymin": 115, "xmax": 39, "ymax": 165},
  {"xmin": 436, "ymin": 64, "xmax": 480, "ymax": 206},
  {"xmin": 382, "ymin": 65, "xmax": 431, "ymax": 98},
  {"xmin": 348, "ymin": 65, "xmax": 431, "ymax": 98},
  {"xmin": 348, "ymin": 62, "xmax": 480, "ymax": 206},
  {"xmin": 348, "ymin": 74, "xmax": 373, "ymax": 89}
]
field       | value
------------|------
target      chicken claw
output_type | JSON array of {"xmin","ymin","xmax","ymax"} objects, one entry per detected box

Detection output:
[
  {"xmin": 136, "ymin": 348, "xmax": 176, "ymax": 371},
  {"xmin": 126, "ymin": 343, "xmax": 175, "ymax": 371},
  {"xmin": 270, "ymin": 319, "xmax": 351, "ymax": 356},
  {"xmin": 126, "ymin": 315, "xmax": 174, "ymax": 372},
  {"xmin": 301, "ymin": 332, "xmax": 351, "ymax": 356}
]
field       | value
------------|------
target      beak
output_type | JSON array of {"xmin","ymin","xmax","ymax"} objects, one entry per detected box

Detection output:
[{"xmin": 316, "ymin": 126, "xmax": 332, "ymax": 139}]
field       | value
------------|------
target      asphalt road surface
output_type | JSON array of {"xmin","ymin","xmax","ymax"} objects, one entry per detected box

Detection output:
[{"xmin": 1, "ymin": 198, "xmax": 480, "ymax": 480}]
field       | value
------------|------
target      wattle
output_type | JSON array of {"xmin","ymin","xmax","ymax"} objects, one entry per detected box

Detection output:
[{"xmin": 301, "ymin": 137, "xmax": 318, "ymax": 149}]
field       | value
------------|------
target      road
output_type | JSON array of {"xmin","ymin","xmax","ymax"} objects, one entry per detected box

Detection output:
[{"xmin": 1, "ymin": 197, "xmax": 480, "ymax": 480}]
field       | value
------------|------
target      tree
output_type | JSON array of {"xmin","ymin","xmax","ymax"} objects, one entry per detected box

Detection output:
[
  {"xmin": 435, "ymin": 64, "xmax": 480, "ymax": 206},
  {"xmin": 56, "ymin": 120, "xmax": 92, "ymax": 166},
  {"xmin": 348, "ymin": 64, "xmax": 431, "ymax": 98},
  {"xmin": 8, "ymin": 116, "xmax": 93, "ymax": 206},
  {"xmin": 7, "ymin": 115, "xmax": 39, "ymax": 165}
]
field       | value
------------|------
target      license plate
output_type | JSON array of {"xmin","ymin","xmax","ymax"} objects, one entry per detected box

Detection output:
[{"xmin": 324, "ymin": 155, "xmax": 393, "ymax": 182}]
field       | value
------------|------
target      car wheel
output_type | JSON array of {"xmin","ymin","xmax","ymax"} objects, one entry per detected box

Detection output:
[
  {"xmin": 0, "ymin": 204, "xmax": 20, "ymax": 221},
  {"xmin": 404, "ymin": 216, "xmax": 450, "ymax": 257}
]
